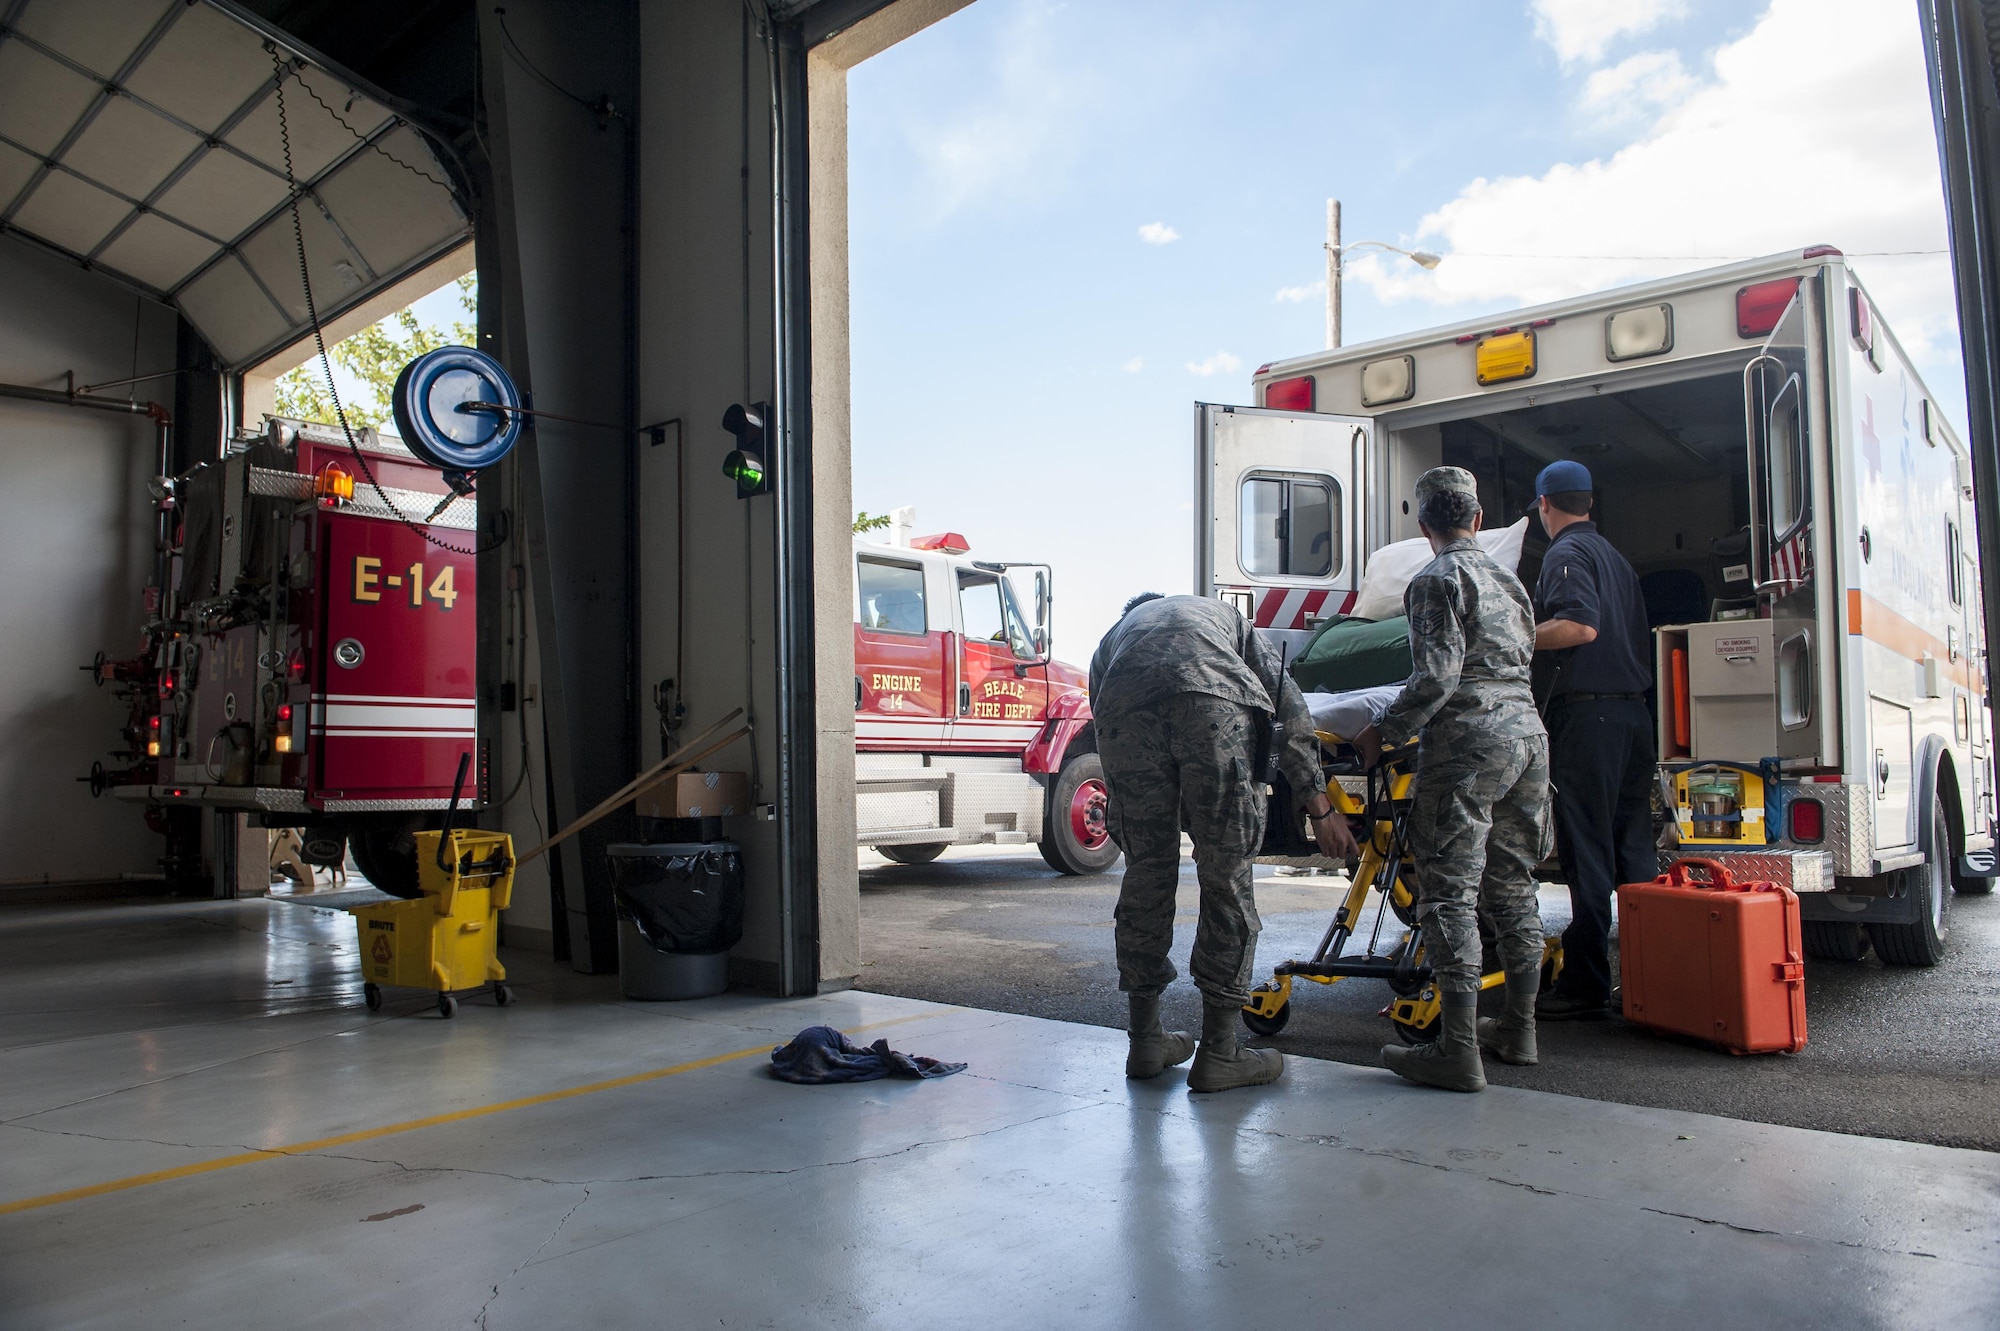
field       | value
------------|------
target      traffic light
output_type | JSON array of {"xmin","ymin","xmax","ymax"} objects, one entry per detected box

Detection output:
[{"xmin": 721, "ymin": 402, "xmax": 771, "ymax": 498}]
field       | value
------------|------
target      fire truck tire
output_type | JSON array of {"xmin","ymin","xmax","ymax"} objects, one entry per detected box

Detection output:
[
  {"xmin": 1039, "ymin": 751, "xmax": 1118, "ymax": 876},
  {"xmin": 876, "ymin": 843, "xmax": 947, "ymax": 865},
  {"xmin": 1869, "ymin": 795, "xmax": 1951, "ymax": 967},
  {"xmin": 351, "ymin": 821, "xmax": 427, "ymax": 900}
]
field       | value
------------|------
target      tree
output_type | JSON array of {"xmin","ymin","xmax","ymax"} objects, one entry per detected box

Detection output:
[
  {"xmin": 853, "ymin": 511, "xmax": 894, "ymax": 534},
  {"xmin": 273, "ymin": 273, "xmax": 477, "ymax": 430}
]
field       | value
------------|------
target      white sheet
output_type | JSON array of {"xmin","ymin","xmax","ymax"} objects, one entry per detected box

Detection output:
[{"xmin": 1304, "ymin": 684, "xmax": 1404, "ymax": 741}]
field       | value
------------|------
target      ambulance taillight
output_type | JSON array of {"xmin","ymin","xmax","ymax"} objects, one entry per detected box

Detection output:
[
  {"xmin": 1263, "ymin": 375, "xmax": 1314, "ymax": 411},
  {"xmin": 1736, "ymin": 278, "xmax": 1801, "ymax": 339}
]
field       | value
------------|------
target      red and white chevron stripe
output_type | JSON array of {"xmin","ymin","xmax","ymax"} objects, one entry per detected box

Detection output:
[{"xmin": 1251, "ymin": 587, "xmax": 1357, "ymax": 630}]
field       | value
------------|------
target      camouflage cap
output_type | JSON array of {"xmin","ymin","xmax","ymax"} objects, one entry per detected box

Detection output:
[{"xmin": 1413, "ymin": 465, "xmax": 1480, "ymax": 505}]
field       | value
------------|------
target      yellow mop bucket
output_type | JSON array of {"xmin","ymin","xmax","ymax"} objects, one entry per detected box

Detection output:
[{"xmin": 353, "ymin": 826, "xmax": 515, "ymax": 1018}]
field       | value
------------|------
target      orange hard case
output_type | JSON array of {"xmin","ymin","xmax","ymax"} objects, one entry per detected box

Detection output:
[{"xmin": 1616, "ymin": 857, "xmax": 1808, "ymax": 1055}]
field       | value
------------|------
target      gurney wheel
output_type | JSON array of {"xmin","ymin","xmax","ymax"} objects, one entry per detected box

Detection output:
[
  {"xmin": 1391, "ymin": 1013, "xmax": 1438, "ymax": 1045},
  {"xmin": 1241, "ymin": 1001, "xmax": 1290, "ymax": 1037}
]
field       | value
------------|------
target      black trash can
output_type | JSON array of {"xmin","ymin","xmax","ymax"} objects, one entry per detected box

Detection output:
[{"xmin": 606, "ymin": 842, "xmax": 744, "ymax": 1000}]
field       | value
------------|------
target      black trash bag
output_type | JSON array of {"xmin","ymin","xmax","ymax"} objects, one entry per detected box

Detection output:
[{"xmin": 607, "ymin": 843, "xmax": 745, "ymax": 954}]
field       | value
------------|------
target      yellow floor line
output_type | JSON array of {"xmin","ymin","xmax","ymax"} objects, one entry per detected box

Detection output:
[{"xmin": 0, "ymin": 1007, "xmax": 958, "ymax": 1217}]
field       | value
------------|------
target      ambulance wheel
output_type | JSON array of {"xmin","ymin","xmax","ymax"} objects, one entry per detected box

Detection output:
[
  {"xmin": 1039, "ymin": 751, "xmax": 1118, "ymax": 876},
  {"xmin": 438, "ymin": 994, "xmax": 458, "ymax": 1019},
  {"xmin": 876, "ymin": 843, "xmax": 947, "ymax": 865},
  {"xmin": 1870, "ymin": 797, "xmax": 1951, "ymax": 967},
  {"xmin": 1241, "ymin": 999, "xmax": 1290, "ymax": 1037},
  {"xmin": 1801, "ymin": 921, "xmax": 1870, "ymax": 962},
  {"xmin": 351, "ymin": 819, "xmax": 426, "ymax": 900},
  {"xmin": 363, "ymin": 982, "xmax": 382, "ymax": 1011}
]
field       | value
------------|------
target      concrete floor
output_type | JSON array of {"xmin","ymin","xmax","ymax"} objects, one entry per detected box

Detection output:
[
  {"xmin": 3, "ymin": 894, "xmax": 1999, "ymax": 1328},
  {"xmin": 858, "ymin": 847, "xmax": 2000, "ymax": 1151}
]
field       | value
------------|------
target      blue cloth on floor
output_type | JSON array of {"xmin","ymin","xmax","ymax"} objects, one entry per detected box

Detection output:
[{"xmin": 769, "ymin": 1025, "xmax": 968, "ymax": 1083}]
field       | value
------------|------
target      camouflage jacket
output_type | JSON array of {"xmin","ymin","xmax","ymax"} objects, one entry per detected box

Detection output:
[
  {"xmin": 1376, "ymin": 538, "xmax": 1543, "ymax": 752},
  {"xmin": 1090, "ymin": 595, "xmax": 1323, "ymax": 805}
]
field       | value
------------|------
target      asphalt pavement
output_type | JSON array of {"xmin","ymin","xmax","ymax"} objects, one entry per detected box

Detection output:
[{"xmin": 856, "ymin": 845, "xmax": 2000, "ymax": 1151}]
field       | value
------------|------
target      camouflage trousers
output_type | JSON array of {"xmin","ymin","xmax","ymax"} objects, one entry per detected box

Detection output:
[
  {"xmin": 1097, "ymin": 693, "xmax": 1266, "ymax": 1005},
  {"xmin": 1408, "ymin": 733, "xmax": 1551, "ymax": 993}
]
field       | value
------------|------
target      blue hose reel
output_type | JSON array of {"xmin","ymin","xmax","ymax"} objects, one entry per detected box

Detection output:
[{"xmin": 391, "ymin": 346, "xmax": 522, "ymax": 475}]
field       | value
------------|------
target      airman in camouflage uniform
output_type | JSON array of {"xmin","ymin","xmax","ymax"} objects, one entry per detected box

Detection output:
[
  {"xmin": 1091, "ymin": 594, "xmax": 1356, "ymax": 1091},
  {"xmin": 1356, "ymin": 467, "xmax": 1550, "ymax": 1092}
]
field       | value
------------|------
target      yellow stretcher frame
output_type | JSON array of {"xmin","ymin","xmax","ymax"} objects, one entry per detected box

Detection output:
[{"xmin": 1241, "ymin": 732, "xmax": 1562, "ymax": 1042}]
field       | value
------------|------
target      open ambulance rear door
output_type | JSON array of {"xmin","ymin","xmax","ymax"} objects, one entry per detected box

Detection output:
[
  {"xmin": 1742, "ymin": 275, "xmax": 1842, "ymax": 773},
  {"xmin": 1196, "ymin": 403, "xmax": 1372, "ymax": 656}
]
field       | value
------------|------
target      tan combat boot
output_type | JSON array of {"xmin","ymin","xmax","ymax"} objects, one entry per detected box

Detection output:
[
  {"xmin": 1477, "ymin": 969, "xmax": 1540, "ymax": 1066},
  {"xmin": 1187, "ymin": 999, "xmax": 1283, "ymax": 1092},
  {"xmin": 1382, "ymin": 990, "xmax": 1487, "ymax": 1092},
  {"xmin": 1125, "ymin": 993, "xmax": 1195, "ymax": 1079}
]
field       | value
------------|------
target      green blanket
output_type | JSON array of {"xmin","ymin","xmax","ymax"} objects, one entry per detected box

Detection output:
[{"xmin": 1289, "ymin": 615, "xmax": 1413, "ymax": 694}]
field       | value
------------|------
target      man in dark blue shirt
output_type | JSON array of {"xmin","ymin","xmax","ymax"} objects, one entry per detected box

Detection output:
[{"xmin": 1529, "ymin": 461, "xmax": 1659, "ymax": 1021}]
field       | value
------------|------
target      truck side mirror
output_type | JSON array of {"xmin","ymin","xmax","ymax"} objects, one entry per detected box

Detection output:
[{"xmin": 1034, "ymin": 570, "xmax": 1051, "ymax": 654}]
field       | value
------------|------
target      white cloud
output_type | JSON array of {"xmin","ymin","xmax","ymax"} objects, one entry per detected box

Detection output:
[
  {"xmin": 1275, "ymin": 279, "xmax": 1326, "ymax": 304},
  {"xmin": 1138, "ymin": 222, "xmax": 1181, "ymax": 245},
  {"xmin": 1352, "ymin": 0, "xmax": 1958, "ymax": 409},
  {"xmin": 1580, "ymin": 50, "xmax": 1695, "ymax": 120},
  {"xmin": 904, "ymin": 5, "xmax": 1090, "ymax": 219},
  {"xmin": 1532, "ymin": 0, "xmax": 1687, "ymax": 64},
  {"xmin": 1121, "ymin": 356, "xmax": 1145, "ymax": 373},
  {"xmin": 1185, "ymin": 351, "xmax": 1242, "ymax": 377}
]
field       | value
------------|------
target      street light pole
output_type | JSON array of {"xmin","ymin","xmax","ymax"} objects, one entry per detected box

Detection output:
[
  {"xmin": 1326, "ymin": 198, "xmax": 1342, "ymax": 350},
  {"xmin": 1320, "ymin": 206, "xmax": 1441, "ymax": 351}
]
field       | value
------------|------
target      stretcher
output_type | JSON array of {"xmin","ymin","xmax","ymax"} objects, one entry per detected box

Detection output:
[{"xmin": 1244, "ymin": 733, "xmax": 1562, "ymax": 1043}]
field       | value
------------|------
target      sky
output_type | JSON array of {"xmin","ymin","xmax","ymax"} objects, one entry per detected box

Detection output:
[{"xmin": 845, "ymin": 0, "xmax": 1964, "ymax": 666}]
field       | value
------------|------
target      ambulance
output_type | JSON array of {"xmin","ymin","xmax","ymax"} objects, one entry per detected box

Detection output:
[
  {"xmin": 853, "ymin": 518, "xmax": 1114, "ymax": 875},
  {"xmin": 1199, "ymin": 246, "xmax": 1995, "ymax": 963}
]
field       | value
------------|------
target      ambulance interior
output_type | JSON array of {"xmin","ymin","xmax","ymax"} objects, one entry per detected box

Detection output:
[{"xmin": 1392, "ymin": 369, "xmax": 1757, "ymax": 643}]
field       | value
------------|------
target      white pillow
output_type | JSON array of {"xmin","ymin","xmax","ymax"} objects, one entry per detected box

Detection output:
[{"xmin": 1348, "ymin": 517, "xmax": 1530, "ymax": 622}]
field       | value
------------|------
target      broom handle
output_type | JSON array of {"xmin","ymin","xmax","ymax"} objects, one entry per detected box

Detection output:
[
  {"xmin": 516, "ymin": 718, "xmax": 749, "ymax": 865},
  {"xmin": 558, "ymin": 708, "xmax": 742, "ymax": 828}
]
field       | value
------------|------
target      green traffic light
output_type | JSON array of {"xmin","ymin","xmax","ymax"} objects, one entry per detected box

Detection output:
[{"xmin": 723, "ymin": 449, "xmax": 765, "ymax": 493}]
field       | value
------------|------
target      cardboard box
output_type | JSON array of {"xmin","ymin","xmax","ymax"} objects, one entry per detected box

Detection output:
[{"xmin": 637, "ymin": 770, "xmax": 749, "ymax": 819}]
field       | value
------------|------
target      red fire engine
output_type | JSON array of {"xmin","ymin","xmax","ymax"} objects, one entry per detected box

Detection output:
[
  {"xmin": 86, "ymin": 416, "xmax": 482, "ymax": 897},
  {"xmin": 854, "ymin": 526, "xmax": 1113, "ymax": 874}
]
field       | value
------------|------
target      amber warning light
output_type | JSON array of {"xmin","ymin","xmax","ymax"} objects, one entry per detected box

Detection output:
[
  {"xmin": 1475, "ymin": 329, "xmax": 1537, "ymax": 386},
  {"xmin": 316, "ymin": 463, "xmax": 354, "ymax": 503}
]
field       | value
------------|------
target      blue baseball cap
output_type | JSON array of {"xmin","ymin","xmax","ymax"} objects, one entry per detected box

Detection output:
[{"xmin": 1530, "ymin": 460, "xmax": 1594, "ymax": 508}]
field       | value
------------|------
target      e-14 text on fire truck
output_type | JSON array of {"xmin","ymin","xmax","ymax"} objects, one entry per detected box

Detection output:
[
  {"xmin": 853, "ymin": 516, "xmax": 1113, "ymax": 875},
  {"xmin": 1200, "ymin": 245, "xmax": 1995, "ymax": 966}
]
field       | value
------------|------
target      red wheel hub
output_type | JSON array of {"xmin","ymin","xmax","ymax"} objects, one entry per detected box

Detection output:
[{"xmin": 1069, "ymin": 778, "xmax": 1109, "ymax": 850}]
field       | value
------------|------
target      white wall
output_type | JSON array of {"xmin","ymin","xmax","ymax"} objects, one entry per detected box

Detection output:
[{"xmin": 0, "ymin": 238, "xmax": 180, "ymax": 883}]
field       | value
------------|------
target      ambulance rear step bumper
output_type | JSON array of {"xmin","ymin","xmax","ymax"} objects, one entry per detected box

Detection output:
[{"xmin": 1664, "ymin": 849, "xmax": 1831, "ymax": 892}]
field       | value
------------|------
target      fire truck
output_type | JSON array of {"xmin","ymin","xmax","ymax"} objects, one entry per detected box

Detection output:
[
  {"xmin": 85, "ymin": 416, "xmax": 481, "ymax": 898},
  {"xmin": 1200, "ymin": 245, "xmax": 1996, "ymax": 964},
  {"xmin": 854, "ymin": 521, "xmax": 1114, "ymax": 874}
]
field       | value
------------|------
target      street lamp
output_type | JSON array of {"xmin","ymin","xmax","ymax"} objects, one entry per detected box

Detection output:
[{"xmin": 1324, "ymin": 198, "xmax": 1441, "ymax": 349}]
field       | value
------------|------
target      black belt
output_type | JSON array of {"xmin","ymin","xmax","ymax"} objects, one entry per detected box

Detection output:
[{"xmin": 1552, "ymin": 691, "xmax": 1645, "ymax": 703}]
